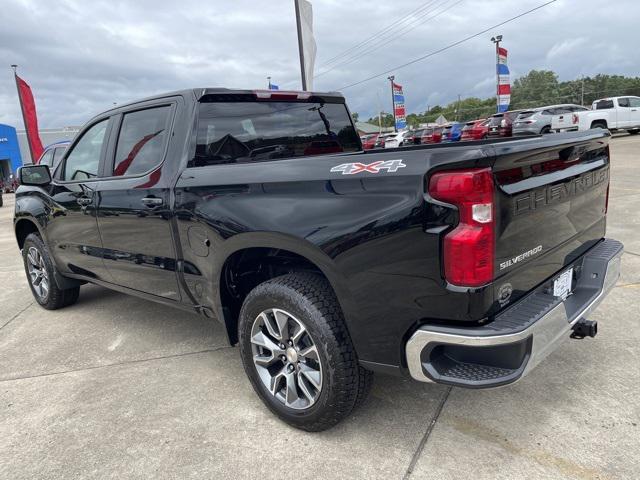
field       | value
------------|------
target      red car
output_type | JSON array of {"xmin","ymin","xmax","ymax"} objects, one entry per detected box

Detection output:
[
  {"xmin": 487, "ymin": 110, "xmax": 524, "ymax": 138},
  {"xmin": 460, "ymin": 119, "xmax": 489, "ymax": 141},
  {"xmin": 421, "ymin": 127, "xmax": 443, "ymax": 144},
  {"xmin": 360, "ymin": 133, "xmax": 379, "ymax": 150}
]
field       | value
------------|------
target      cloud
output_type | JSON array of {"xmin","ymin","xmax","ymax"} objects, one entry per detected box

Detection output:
[
  {"xmin": 546, "ymin": 38, "xmax": 587, "ymax": 59},
  {"xmin": 1, "ymin": 0, "xmax": 639, "ymax": 130}
]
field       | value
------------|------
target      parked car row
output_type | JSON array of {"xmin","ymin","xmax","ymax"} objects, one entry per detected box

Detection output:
[{"xmin": 359, "ymin": 99, "xmax": 629, "ymax": 150}]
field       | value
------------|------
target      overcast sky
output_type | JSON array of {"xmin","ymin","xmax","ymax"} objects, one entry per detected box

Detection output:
[{"xmin": 1, "ymin": 0, "xmax": 639, "ymax": 129}]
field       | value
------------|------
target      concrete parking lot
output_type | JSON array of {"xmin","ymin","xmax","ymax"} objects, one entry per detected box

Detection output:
[{"xmin": 1, "ymin": 136, "xmax": 639, "ymax": 480}]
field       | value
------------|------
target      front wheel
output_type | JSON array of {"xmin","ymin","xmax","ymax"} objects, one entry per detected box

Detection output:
[
  {"xmin": 238, "ymin": 273, "xmax": 372, "ymax": 431},
  {"xmin": 22, "ymin": 233, "xmax": 80, "ymax": 309}
]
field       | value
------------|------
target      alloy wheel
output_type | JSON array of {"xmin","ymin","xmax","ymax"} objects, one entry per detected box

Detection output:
[
  {"xmin": 27, "ymin": 246, "xmax": 49, "ymax": 300},
  {"xmin": 250, "ymin": 308, "xmax": 323, "ymax": 410}
]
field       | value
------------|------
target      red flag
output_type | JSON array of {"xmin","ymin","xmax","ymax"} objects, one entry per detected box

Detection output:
[{"xmin": 15, "ymin": 74, "xmax": 44, "ymax": 161}]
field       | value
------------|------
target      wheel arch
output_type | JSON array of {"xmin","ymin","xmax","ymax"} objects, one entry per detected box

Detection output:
[
  {"xmin": 214, "ymin": 234, "xmax": 356, "ymax": 347},
  {"xmin": 590, "ymin": 118, "xmax": 608, "ymax": 129},
  {"xmin": 14, "ymin": 216, "xmax": 44, "ymax": 250}
]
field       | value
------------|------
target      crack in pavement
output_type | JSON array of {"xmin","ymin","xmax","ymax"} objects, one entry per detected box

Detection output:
[
  {"xmin": 0, "ymin": 345, "xmax": 234, "ymax": 383},
  {"xmin": 624, "ymin": 250, "xmax": 640, "ymax": 258},
  {"xmin": 0, "ymin": 301, "xmax": 34, "ymax": 331},
  {"xmin": 403, "ymin": 386, "xmax": 452, "ymax": 480}
]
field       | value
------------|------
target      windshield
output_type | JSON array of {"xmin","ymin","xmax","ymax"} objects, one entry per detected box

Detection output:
[{"xmin": 192, "ymin": 101, "xmax": 361, "ymax": 166}]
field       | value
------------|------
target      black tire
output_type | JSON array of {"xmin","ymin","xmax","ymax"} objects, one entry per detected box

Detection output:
[
  {"xmin": 540, "ymin": 126, "xmax": 551, "ymax": 134},
  {"xmin": 238, "ymin": 272, "xmax": 373, "ymax": 431},
  {"xmin": 0, "ymin": 193, "xmax": 3, "ymax": 207},
  {"xmin": 591, "ymin": 121, "xmax": 608, "ymax": 130},
  {"xmin": 22, "ymin": 233, "xmax": 80, "ymax": 310},
  {"xmin": 628, "ymin": 129, "xmax": 640, "ymax": 135}
]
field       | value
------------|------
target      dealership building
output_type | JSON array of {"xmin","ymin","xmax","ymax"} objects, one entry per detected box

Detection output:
[
  {"xmin": 0, "ymin": 124, "xmax": 22, "ymax": 183},
  {"xmin": 0, "ymin": 124, "xmax": 80, "ymax": 182}
]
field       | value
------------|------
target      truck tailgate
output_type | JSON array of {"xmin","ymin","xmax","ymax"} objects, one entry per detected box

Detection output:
[{"xmin": 490, "ymin": 131, "xmax": 610, "ymax": 307}]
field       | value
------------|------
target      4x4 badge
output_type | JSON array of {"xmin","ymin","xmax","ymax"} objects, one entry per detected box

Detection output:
[{"xmin": 330, "ymin": 159, "xmax": 406, "ymax": 175}]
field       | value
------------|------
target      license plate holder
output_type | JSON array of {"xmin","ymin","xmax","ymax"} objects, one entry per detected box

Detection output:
[{"xmin": 553, "ymin": 267, "xmax": 573, "ymax": 300}]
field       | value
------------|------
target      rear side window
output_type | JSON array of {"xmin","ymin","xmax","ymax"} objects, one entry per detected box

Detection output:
[
  {"xmin": 64, "ymin": 119, "xmax": 109, "ymax": 181},
  {"xmin": 594, "ymin": 100, "xmax": 614, "ymax": 110},
  {"xmin": 113, "ymin": 106, "xmax": 171, "ymax": 176},
  {"xmin": 191, "ymin": 101, "xmax": 361, "ymax": 167},
  {"xmin": 617, "ymin": 98, "xmax": 630, "ymax": 108},
  {"xmin": 630, "ymin": 98, "xmax": 640, "ymax": 108}
]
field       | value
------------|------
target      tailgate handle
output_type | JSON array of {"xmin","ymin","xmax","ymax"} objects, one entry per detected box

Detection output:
[{"xmin": 141, "ymin": 196, "xmax": 163, "ymax": 207}]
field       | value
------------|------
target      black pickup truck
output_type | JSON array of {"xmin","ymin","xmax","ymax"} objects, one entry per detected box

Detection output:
[{"xmin": 14, "ymin": 88, "xmax": 622, "ymax": 431}]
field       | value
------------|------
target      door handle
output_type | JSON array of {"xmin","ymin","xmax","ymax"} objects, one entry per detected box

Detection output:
[
  {"xmin": 77, "ymin": 197, "xmax": 92, "ymax": 206},
  {"xmin": 141, "ymin": 196, "xmax": 163, "ymax": 207}
]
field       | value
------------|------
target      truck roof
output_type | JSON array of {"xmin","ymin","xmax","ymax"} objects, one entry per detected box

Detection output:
[{"xmin": 100, "ymin": 88, "xmax": 346, "ymax": 116}]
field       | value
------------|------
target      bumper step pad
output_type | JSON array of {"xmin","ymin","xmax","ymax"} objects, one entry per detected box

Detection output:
[{"xmin": 405, "ymin": 238, "xmax": 623, "ymax": 388}]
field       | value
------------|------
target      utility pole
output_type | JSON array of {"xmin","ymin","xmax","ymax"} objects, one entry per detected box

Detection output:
[
  {"xmin": 456, "ymin": 94, "xmax": 461, "ymax": 122},
  {"xmin": 491, "ymin": 35, "xmax": 503, "ymax": 113},
  {"xmin": 267, "ymin": 76, "xmax": 271, "ymax": 89},
  {"xmin": 294, "ymin": 0, "xmax": 307, "ymax": 90},
  {"xmin": 388, "ymin": 75, "xmax": 397, "ymax": 132},
  {"xmin": 376, "ymin": 91, "xmax": 383, "ymax": 134}
]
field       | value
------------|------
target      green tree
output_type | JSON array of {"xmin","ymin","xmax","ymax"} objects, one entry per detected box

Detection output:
[
  {"xmin": 351, "ymin": 112, "xmax": 359, "ymax": 123},
  {"xmin": 510, "ymin": 70, "xmax": 560, "ymax": 109}
]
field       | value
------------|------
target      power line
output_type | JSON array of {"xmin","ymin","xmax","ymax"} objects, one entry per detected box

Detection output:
[
  {"xmin": 336, "ymin": 0, "xmax": 558, "ymax": 91},
  {"xmin": 315, "ymin": 0, "xmax": 465, "ymax": 79},
  {"xmin": 317, "ymin": 0, "xmax": 441, "ymax": 69}
]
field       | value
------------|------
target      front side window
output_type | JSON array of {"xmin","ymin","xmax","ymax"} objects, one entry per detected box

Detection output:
[
  {"xmin": 618, "ymin": 98, "xmax": 630, "ymax": 108},
  {"xmin": 191, "ymin": 101, "xmax": 361, "ymax": 167},
  {"xmin": 52, "ymin": 147, "xmax": 67, "ymax": 169},
  {"xmin": 113, "ymin": 105, "xmax": 171, "ymax": 176},
  {"xmin": 38, "ymin": 149, "xmax": 54, "ymax": 166},
  {"xmin": 64, "ymin": 119, "xmax": 108, "ymax": 181},
  {"xmin": 628, "ymin": 97, "xmax": 640, "ymax": 108}
]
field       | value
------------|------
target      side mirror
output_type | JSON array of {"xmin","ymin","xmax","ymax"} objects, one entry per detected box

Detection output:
[{"xmin": 18, "ymin": 164, "xmax": 52, "ymax": 187}]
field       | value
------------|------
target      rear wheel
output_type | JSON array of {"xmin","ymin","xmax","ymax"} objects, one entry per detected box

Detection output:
[
  {"xmin": 238, "ymin": 272, "xmax": 373, "ymax": 431},
  {"xmin": 591, "ymin": 121, "xmax": 608, "ymax": 130},
  {"xmin": 22, "ymin": 233, "xmax": 80, "ymax": 309},
  {"xmin": 540, "ymin": 126, "xmax": 551, "ymax": 134},
  {"xmin": 628, "ymin": 129, "xmax": 639, "ymax": 135}
]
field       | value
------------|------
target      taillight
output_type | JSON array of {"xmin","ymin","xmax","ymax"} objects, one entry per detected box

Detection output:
[
  {"xmin": 572, "ymin": 113, "xmax": 579, "ymax": 124},
  {"xmin": 428, "ymin": 168, "xmax": 495, "ymax": 287},
  {"xmin": 253, "ymin": 90, "xmax": 312, "ymax": 100}
]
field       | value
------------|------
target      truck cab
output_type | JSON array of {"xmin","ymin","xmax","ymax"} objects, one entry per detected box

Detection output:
[{"xmin": 552, "ymin": 96, "xmax": 640, "ymax": 134}]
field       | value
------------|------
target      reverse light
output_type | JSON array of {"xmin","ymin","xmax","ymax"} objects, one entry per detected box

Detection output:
[{"xmin": 428, "ymin": 168, "xmax": 495, "ymax": 287}]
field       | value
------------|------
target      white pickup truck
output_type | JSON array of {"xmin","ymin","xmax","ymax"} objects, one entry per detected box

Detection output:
[{"xmin": 551, "ymin": 96, "xmax": 640, "ymax": 134}]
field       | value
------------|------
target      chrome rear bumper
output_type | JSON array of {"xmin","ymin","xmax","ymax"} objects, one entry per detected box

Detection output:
[{"xmin": 405, "ymin": 239, "xmax": 623, "ymax": 388}]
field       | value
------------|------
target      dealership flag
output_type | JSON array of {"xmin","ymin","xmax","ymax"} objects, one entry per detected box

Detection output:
[
  {"xmin": 392, "ymin": 82, "xmax": 407, "ymax": 130},
  {"xmin": 294, "ymin": 0, "xmax": 317, "ymax": 90},
  {"xmin": 14, "ymin": 73, "xmax": 44, "ymax": 161},
  {"xmin": 496, "ymin": 47, "xmax": 510, "ymax": 113}
]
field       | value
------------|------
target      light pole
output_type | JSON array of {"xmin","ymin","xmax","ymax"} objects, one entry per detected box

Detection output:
[
  {"xmin": 491, "ymin": 35, "xmax": 503, "ymax": 113},
  {"xmin": 388, "ymin": 75, "xmax": 397, "ymax": 132}
]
